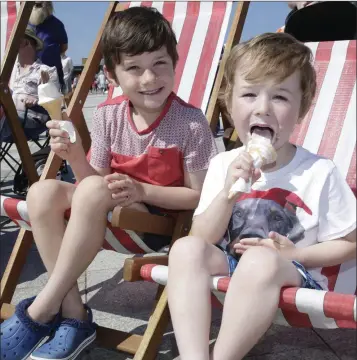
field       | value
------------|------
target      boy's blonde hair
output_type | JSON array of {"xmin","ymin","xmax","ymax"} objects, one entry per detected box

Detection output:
[{"xmin": 222, "ymin": 32, "xmax": 316, "ymax": 119}]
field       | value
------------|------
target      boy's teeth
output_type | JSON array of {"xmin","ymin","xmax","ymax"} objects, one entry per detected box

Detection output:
[{"xmin": 141, "ymin": 89, "xmax": 159, "ymax": 94}]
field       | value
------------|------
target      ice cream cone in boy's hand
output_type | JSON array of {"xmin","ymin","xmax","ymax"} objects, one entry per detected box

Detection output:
[
  {"xmin": 228, "ymin": 129, "xmax": 277, "ymax": 199},
  {"xmin": 38, "ymin": 71, "xmax": 76, "ymax": 143},
  {"xmin": 38, "ymin": 70, "xmax": 63, "ymax": 119}
]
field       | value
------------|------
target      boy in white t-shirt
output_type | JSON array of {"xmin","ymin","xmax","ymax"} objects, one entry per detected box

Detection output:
[{"xmin": 167, "ymin": 32, "xmax": 356, "ymax": 360}]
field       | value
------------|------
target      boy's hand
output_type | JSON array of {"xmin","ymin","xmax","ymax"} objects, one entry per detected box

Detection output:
[
  {"xmin": 234, "ymin": 231, "xmax": 297, "ymax": 258},
  {"xmin": 105, "ymin": 173, "xmax": 144, "ymax": 207},
  {"xmin": 47, "ymin": 113, "xmax": 83, "ymax": 161},
  {"xmin": 223, "ymin": 151, "xmax": 261, "ymax": 198}
]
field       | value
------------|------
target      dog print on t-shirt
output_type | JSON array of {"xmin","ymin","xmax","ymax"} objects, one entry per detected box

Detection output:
[{"xmin": 225, "ymin": 188, "xmax": 312, "ymax": 260}]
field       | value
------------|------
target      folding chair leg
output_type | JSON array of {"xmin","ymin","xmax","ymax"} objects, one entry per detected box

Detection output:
[{"xmin": 134, "ymin": 285, "xmax": 170, "ymax": 360}]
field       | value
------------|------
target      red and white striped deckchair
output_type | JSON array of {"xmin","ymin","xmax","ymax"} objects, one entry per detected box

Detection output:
[
  {"xmin": 0, "ymin": 2, "xmax": 237, "ymax": 253},
  {"xmin": 138, "ymin": 40, "xmax": 357, "ymax": 331},
  {"xmin": 0, "ymin": 1, "xmax": 20, "ymax": 121},
  {"xmin": 0, "ymin": 1, "xmax": 20, "ymax": 69}
]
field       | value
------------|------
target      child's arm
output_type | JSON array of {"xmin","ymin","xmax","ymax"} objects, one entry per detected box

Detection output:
[
  {"xmin": 140, "ymin": 169, "xmax": 205, "ymax": 210},
  {"xmin": 191, "ymin": 189, "xmax": 236, "ymax": 243},
  {"xmin": 47, "ymin": 114, "xmax": 111, "ymax": 182},
  {"xmin": 284, "ymin": 230, "xmax": 356, "ymax": 268},
  {"xmin": 106, "ymin": 169, "xmax": 206, "ymax": 210},
  {"xmin": 192, "ymin": 151, "xmax": 258, "ymax": 244},
  {"xmin": 67, "ymin": 149, "xmax": 111, "ymax": 182}
]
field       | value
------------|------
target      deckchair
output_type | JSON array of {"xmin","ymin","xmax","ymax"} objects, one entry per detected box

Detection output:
[
  {"xmin": 0, "ymin": 1, "xmax": 39, "ymax": 185},
  {"xmin": 0, "ymin": 2, "xmax": 250, "ymax": 359},
  {"xmin": 131, "ymin": 41, "xmax": 357, "ymax": 355}
]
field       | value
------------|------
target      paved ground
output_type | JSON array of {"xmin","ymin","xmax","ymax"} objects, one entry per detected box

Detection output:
[{"xmin": 1, "ymin": 94, "xmax": 356, "ymax": 359}]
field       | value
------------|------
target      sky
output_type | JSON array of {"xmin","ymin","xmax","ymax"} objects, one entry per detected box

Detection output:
[{"xmin": 53, "ymin": 1, "xmax": 291, "ymax": 66}]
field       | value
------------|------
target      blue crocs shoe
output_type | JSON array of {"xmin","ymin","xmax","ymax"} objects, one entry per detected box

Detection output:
[
  {"xmin": 1, "ymin": 297, "xmax": 61, "ymax": 360},
  {"xmin": 30, "ymin": 305, "xmax": 97, "ymax": 360}
]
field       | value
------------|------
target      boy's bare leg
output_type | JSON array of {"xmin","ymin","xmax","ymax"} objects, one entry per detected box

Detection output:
[
  {"xmin": 26, "ymin": 179, "xmax": 86, "ymax": 321},
  {"xmin": 168, "ymin": 236, "xmax": 229, "ymax": 360},
  {"xmin": 212, "ymin": 247, "xmax": 302, "ymax": 360},
  {"xmin": 26, "ymin": 175, "xmax": 134, "ymax": 323}
]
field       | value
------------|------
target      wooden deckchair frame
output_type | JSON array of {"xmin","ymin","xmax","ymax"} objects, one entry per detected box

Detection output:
[{"xmin": 0, "ymin": 2, "xmax": 250, "ymax": 359}]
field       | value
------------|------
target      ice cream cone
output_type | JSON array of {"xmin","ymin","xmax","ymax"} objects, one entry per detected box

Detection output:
[
  {"xmin": 39, "ymin": 97, "xmax": 63, "ymax": 120},
  {"xmin": 228, "ymin": 135, "xmax": 277, "ymax": 199}
]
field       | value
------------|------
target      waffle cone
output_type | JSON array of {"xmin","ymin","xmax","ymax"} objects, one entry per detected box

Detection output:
[{"xmin": 39, "ymin": 97, "xmax": 63, "ymax": 120}]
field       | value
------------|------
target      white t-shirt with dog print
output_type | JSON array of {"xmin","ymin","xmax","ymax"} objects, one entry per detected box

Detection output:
[{"xmin": 194, "ymin": 146, "xmax": 356, "ymax": 290}]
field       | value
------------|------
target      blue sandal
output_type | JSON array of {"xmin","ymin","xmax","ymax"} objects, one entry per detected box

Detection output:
[
  {"xmin": 1, "ymin": 297, "xmax": 61, "ymax": 360},
  {"xmin": 30, "ymin": 305, "xmax": 97, "ymax": 360}
]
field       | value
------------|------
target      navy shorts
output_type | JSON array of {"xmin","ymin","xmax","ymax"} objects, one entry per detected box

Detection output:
[{"xmin": 220, "ymin": 247, "xmax": 323, "ymax": 290}]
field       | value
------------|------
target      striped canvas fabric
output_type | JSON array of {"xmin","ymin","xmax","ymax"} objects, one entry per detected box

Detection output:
[
  {"xmin": 140, "ymin": 264, "xmax": 357, "ymax": 329},
  {"xmin": 290, "ymin": 40, "xmax": 357, "ymax": 297},
  {"xmin": 0, "ymin": 1, "xmax": 20, "ymax": 70},
  {"xmin": 107, "ymin": 1, "xmax": 233, "ymax": 114}
]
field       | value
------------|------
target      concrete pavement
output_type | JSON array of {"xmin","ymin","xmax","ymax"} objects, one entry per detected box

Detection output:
[{"xmin": 1, "ymin": 94, "xmax": 355, "ymax": 359}]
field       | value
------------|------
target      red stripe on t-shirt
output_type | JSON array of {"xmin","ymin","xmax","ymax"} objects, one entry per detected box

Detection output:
[
  {"xmin": 290, "ymin": 42, "xmax": 334, "ymax": 146},
  {"xmin": 318, "ymin": 41, "xmax": 356, "ymax": 159},
  {"xmin": 6, "ymin": 2, "xmax": 17, "ymax": 45},
  {"xmin": 162, "ymin": 2, "xmax": 175, "ymax": 25},
  {"xmin": 173, "ymin": 2, "xmax": 200, "ymax": 94},
  {"xmin": 279, "ymin": 287, "xmax": 313, "ymax": 327},
  {"xmin": 189, "ymin": 2, "xmax": 226, "ymax": 109},
  {"xmin": 110, "ymin": 146, "xmax": 184, "ymax": 187}
]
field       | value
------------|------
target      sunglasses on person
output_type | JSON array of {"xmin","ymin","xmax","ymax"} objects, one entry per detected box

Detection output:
[{"xmin": 34, "ymin": 3, "xmax": 43, "ymax": 8}]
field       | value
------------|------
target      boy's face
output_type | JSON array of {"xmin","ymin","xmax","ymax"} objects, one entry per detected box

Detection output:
[
  {"xmin": 107, "ymin": 47, "xmax": 175, "ymax": 113},
  {"xmin": 230, "ymin": 70, "xmax": 303, "ymax": 150}
]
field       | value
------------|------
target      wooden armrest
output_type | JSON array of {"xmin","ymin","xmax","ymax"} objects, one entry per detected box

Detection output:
[
  {"xmin": 123, "ymin": 255, "xmax": 169, "ymax": 282},
  {"xmin": 111, "ymin": 206, "xmax": 175, "ymax": 236}
]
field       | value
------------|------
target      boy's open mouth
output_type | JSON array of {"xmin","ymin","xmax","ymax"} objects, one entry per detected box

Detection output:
[
  {"xmin": 139, "ymin": 87, "xmax": 164, "ymax": 95},
  {"xmin": 250, "ymin": 125, "xmax": 275, "ymax": 142}
]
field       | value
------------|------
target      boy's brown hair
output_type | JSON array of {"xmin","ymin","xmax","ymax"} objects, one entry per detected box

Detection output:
[
  {"xmin": 222, "ymin": 32, "xmax": 316, "ymax": 119},
  {"xmin": 102, "ymin": 7, "xmax": 179, "ymax": 77}
]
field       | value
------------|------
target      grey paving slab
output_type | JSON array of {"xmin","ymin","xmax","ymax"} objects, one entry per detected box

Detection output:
[{"xmin": 314, "ymin": 328, "xmax": 357, "ymax": 360}]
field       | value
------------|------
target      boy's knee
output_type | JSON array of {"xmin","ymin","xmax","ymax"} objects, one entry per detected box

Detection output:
[
  {"xmin": 27, "ymin": 179, "xmax": 63, "ymax": 205},
  {"xmin": 237, "ymin": 246, "xmax": 281, "ymax": 283},
  {"xmin": 169, "ymin": 236, "xmax": 208, "ymax": 266},
  {"xmin": 73, "ymin": 175, "xmax": 111, "ymax": 208}
]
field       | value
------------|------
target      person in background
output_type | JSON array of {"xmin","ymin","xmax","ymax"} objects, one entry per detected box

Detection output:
[
  {"xmin": 72, "ymin": 74, "xmax": 79, "ymax": 91},
  {"xmin": 1, "ymin": 27, "xmax": 59, "ymax": 142},
  {"xmin": 284, "ymin": 1, "xmax": 357, "ymax": 41},
  {"xmin": 97, "ymin": 70, "xmax": 106, "ymax": 94},
  {"xmin": 29, "ymin": 1, "xmax": 68, "ymax": 90},
  {"xmin": 61, "ymin": 52, "xmax": 73, "ymax": 95}
]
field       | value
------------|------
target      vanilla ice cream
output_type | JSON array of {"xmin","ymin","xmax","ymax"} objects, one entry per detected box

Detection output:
[
  {"xmin": 38, "ymin": 82, "xmax": 76, "ymax": 143},
  {"xmin": 228, "ymin": 134, "xmax": 277, "ymax": 199}
]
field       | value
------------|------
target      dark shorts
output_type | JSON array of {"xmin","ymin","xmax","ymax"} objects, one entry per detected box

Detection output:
[
  {"xmin": 142, "ymin": 204, "xmax": 172, "ymax": 252},
  {"xmin": 219, "ymin": 247, "xmax": 323, "ymax": 290}
]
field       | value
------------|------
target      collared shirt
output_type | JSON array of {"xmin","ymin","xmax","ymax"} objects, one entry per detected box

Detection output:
[
  {"xmin": 30, "ymin": 15, "xmax": 68, "ymax": 86},
  {"xmin": 10, "ymin": 58, "xmax": 59, "ymax": 99}
]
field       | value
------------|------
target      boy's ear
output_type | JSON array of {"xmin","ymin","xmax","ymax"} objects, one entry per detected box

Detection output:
[{"xmin": 104, "ymin": 65, "xmax": 119, "ymax": 87}]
